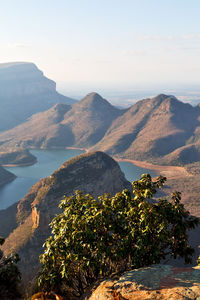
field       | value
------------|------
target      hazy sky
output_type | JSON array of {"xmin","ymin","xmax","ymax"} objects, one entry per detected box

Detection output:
[{"xmin": 1, "ymin": 0, "xmax": 200, "ymax": 89}]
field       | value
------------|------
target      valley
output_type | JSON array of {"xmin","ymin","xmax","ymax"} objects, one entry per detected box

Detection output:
[
  {"xmin": 2, "ymin": 1, "xmax": 200, "ymax": 298},
  {"xmin": 1, "ymin": 61, "xmax": 200, "ymax": 299}
]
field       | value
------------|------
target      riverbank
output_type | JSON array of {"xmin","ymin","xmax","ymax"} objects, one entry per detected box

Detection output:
[
  {"xmin": 115, "ymin": 157, "xmax": 191, "ymax": 179},
  {"xmin": 66, "ymin": 146, "xmax": 89, "ymax": 152}
]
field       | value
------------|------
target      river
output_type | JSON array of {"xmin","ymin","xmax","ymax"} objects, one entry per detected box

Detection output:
[{"xmin": 0, "ymin": 149, "xmax": 156, "ymax": 210}]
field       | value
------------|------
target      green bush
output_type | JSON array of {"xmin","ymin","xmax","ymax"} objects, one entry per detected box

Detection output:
[
  {"xmin": 0, "ymin": 237, "xmax": 21, "ymax": 299},
  {"xmin": 38, "ymin": 174, "xmax": 199, "ymax": 297}
]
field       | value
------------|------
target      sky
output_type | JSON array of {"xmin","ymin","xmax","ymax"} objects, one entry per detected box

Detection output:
[{"xmin": 1, "ymin": 0, "xmax": 200, "ymax": 94}]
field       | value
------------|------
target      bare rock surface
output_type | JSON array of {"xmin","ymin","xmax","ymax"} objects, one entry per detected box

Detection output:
[{"xmin": 87, "ymin": 265, "xmax": 200, "ymax": 300}]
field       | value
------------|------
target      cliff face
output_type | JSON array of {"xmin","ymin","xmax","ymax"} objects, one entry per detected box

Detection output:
[
  {"xmin": 0, "ymin": 62, "xmax": 76, "ymax": 131},
  {"xmin": 0, "ymin": 62, "xmax": 55, "ymax": 98},
  {"xmin": 1, "ymin": 151, "xmax": 131, "ymax": 280}
]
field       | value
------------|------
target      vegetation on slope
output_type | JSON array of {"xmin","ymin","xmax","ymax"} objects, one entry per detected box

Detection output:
[
  {"xmin": 1, "ymin": 151, "xmax": 131, "ymax": 284},
  {"xmin": 38, "ymin": 174, "xmax": 199, "ymax": 298}
]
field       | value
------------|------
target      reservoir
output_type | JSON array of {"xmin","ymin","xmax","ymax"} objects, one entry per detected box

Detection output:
[{"xmin": 0, "ymin": 149, "xmax": 156, "ymax": 210}]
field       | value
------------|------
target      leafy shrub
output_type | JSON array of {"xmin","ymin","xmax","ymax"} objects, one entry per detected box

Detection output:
[
  {"xmin": 0, "ymin": 237, "xmax": 21, "ymax": 299},
  {"xmin": 38, "ymin": 174, "xmax": 199, "ymax": 297}
]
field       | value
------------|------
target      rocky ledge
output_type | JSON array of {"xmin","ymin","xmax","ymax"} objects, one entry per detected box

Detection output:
[{"xmin": 86, "ymin": 264, "xmax": 200, "ymax": 300}]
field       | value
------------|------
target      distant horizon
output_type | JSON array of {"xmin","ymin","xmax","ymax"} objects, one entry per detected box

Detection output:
[
  {"xmin": 56, "ymin": 80, "xmax": 200, "ymax": 106},
  {"xmin": 1, "ymin": 0, "xmax": 200, "ymax": 88},
  {"xmin": 1, "ymin": 59, "xmax": 200, "ymax": 107}
]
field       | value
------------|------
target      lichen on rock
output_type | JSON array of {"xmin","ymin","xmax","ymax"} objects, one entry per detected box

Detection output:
[{"xmin": 87, "ymin": 265, "xmax": 200, "ymax": 300}]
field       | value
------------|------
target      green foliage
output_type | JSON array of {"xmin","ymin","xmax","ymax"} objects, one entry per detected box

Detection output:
[
  {"xmin": 38, "ymin": 174, "xmax": 199, "ymax": 297},
  {"xmin": 0, "ymin": 237, "xmax": 22, "ymax": 300}
]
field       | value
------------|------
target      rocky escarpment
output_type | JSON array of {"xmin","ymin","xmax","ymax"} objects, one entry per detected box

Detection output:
[
  {"xmin": 87, "ymin": 264, "xmax": 200, "ymax": 300},
  {"xmin": 0, "ymin": 62, "xmax": 76, "ymax": 131},
  {"xmin": 0, "ymin": 165, "xmax": 16, "ymax": 186},
  {"xmin": 1, "ymin": 151, "xmax": 131, "ymax": 280}
]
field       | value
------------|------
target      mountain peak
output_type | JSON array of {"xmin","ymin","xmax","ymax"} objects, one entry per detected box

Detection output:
[
  {"xmin": 80, "ymin": 92, "xmax": 112, "ymax": 107},
  {"xmin": 58, "ymin": 151, "xmax": 119, "ymax": 172},
  {"xmin": 153, "ymin": 94, "xmax": 177, "ymax": 102},
  {"xmin": 156, "ymin": 94, "xmax": 194, "ymax": 112},
  {"xmin": 85, "ymin": 92, "xmax": 101, "ymax": 98},
  {"xmin": 151, "ymin": 94, "xmax": 189, "ymax": 112}
]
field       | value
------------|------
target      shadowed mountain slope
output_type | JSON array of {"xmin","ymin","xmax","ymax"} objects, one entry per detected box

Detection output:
[
  {"xmin": 0, "ymin": 62, "xmax": 76, "ymax": 131},
  {"xmin": 1, "ymin": 151, "xmax": 131, "ymax": 279},
  {"xmin": 0, "ymin": 165, "xmax": 16, "ymax": 186},
  {"xmin": 0, "ymin": 92, "xmax": 124, "ymax": 149},
  {"xmin": 0, "ymin": 103, "xmax": 72, "ymax": 149}
]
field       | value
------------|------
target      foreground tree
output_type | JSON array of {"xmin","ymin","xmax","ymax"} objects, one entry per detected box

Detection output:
[
  {"xmin": 0, "ymin": 237, "xmax": 21, "ymax": 299},
  {"xmin": 38, "ymin": 174, "xmax": 199, "ymax": 297}
]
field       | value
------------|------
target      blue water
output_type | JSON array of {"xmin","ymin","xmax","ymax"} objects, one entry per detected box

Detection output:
[
  {"xmin": 0, "ymin": 149, "xmax": 156, "ymax": 210},
  {"xmin": 118, "ymin": 161, "xmax": 156, "ymax": 183}
]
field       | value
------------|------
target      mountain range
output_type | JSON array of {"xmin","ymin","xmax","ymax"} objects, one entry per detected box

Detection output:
[
  {"xmin": 1, "ymin": 92, "xmax": 200, "ymax": 165},
  {"xmin": 92, "ymin": 94, "xmax": 200, "ymax": 164},
  {"xmin": 0, "ymin": 62, "xmax": 76, "ymax": 131},
  {"xmin": 0, "ymin": 92, "xmax": 124, "ymax": 150}
]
